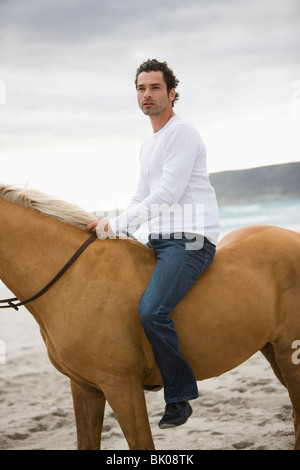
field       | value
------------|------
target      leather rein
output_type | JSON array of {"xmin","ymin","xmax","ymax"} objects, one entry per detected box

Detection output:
[
  {"xmin": 0, "ymin": 233, "xmax": 98, "ymax": 311},
  {"xmin": 1, "ymin": 231, "xmax": 138, "ymax": 311},
  {"xmin": 0, "ymin": 230, "xmax": 137, "ymax": 311}
]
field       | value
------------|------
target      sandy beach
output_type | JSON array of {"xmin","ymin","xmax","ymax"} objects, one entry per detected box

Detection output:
[{"xmin": 0, "ymin": 283, "xmax": 295, "ymax": 451}]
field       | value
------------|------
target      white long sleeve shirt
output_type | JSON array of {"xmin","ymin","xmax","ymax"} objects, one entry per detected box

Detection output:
[{"xmin": 110, "ymin": 115, "xmax": 220, "ymax": 245}]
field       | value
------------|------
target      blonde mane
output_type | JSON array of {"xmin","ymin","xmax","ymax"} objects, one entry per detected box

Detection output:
[{"xmin": 0, "ymin": 183, "xmax": 97, "ymax": 230}]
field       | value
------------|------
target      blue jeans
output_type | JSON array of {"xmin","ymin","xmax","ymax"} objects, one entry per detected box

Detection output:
[{"xmin": 139, "ymin": 233, "xmax": 216, "ymax": 404}]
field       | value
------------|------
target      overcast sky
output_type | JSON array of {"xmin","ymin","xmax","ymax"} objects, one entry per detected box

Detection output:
[{"xmin": 0, "ymin": 0, "xmax": 299, "ymax": 210}]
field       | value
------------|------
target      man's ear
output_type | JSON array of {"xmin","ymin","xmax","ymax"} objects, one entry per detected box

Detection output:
[{"xmin": 169, "ymin": 88, "xmax": 176, "ymax": 103}]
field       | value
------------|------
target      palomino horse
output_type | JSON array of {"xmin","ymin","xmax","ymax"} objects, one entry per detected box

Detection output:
[{"xmin": 0, "ymin": 183, "xmax": 300, "ymax": 450}]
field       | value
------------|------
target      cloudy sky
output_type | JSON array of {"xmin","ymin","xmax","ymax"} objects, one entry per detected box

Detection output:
[{"xmin": 1, "ymin": 0, "xmax": 299, "ymax": 211}]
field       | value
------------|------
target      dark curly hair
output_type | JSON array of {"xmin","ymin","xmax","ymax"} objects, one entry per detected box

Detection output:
[{"xmin": 135, "ymin": 59, "xmax": 180, "ymax": 107}]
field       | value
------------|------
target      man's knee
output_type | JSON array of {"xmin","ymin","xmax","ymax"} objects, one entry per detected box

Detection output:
[{"xmin": 139, "ymin": 294, "xmax": 154, "ymax": 328}]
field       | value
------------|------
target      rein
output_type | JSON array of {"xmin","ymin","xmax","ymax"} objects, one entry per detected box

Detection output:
[
  {"xmin": 0, "ymin": 231, "xmax": 138, "ymax": 311},
  {"xmin": 0, "ymin": 233, "xmax": 97, "ymax": 311}
]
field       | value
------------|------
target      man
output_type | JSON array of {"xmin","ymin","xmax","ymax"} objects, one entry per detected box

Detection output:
[{"xmin": 88, "ymin": 59, "xmax": 220, "ymax": 429}]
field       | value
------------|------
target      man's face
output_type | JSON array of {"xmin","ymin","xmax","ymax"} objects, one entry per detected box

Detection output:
[{"xmin": 136, "ymin": 71, "xmax": 175, "ymax": 116}]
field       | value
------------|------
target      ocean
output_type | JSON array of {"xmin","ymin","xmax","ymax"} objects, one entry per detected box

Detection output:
[
  {"xmin": 134, "ymin": 197, "xmax": 300, "ymax": 243},
  {"xmin": 218, "ymin": 197, "xmax": 300, "ymax": 240}
]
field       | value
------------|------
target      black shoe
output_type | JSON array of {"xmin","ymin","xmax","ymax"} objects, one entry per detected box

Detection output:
[{"xmin": 158, "ymin": 401, "xmax": 192, "ymax": 429}]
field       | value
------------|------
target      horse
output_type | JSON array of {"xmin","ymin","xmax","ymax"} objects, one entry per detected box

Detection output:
[{"xmin": 0, "ymin": 183, "xmax": 300, "ymax": 450}]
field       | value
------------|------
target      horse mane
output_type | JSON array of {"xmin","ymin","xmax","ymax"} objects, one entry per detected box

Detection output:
[{"xmin": 0, "ymin": 183, "xmax": 97, "ymax": 230}]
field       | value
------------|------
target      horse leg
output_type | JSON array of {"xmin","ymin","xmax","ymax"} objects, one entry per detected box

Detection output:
[
  {"xmin": 70, "ymin": 379, "xmax": 106, "ymax": 450},
  {"xmin": 260, "ymin": 342, "xmax": 286, "ymax": 387},
  {"xmin": 102, "ymin": 375, "xmax": 155, "ymax": 450},
  {"xmin": 272, "ymin": 342, "xmax": 300, "ymax": 450}
]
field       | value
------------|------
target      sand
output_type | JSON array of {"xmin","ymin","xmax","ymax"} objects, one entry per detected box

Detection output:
[{"xmin": 0, "ymin": 283, "xmax": 295, "ymax": 451}]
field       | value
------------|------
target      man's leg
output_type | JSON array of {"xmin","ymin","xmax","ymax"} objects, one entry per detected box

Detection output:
[{"xmin": 139, "ymin": 235, "xmax": 215, "ymax": 427}]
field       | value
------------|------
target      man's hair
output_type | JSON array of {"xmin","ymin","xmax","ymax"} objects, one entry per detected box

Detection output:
[{"xmin": 135, "ymin": 59, "xmax": 180, "ymax": 107}]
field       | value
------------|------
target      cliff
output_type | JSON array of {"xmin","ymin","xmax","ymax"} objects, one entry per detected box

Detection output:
[{"xmin": 210, "ymin": 162, "xmax": 300, "ymax": 205}]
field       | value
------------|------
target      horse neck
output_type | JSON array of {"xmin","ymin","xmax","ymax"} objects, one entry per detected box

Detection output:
[{"xmin": 0, "ymin": 197, "xmax": 88, "ymax": 302}]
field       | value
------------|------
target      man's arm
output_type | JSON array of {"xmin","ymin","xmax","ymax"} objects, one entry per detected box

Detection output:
[
  {"xmin": 107, "ymin": 126, "xmax": 199, "ymax": 235},
  {"xmin": 88, "ymin": 125, "xmax": 200, "ymax": 238}
]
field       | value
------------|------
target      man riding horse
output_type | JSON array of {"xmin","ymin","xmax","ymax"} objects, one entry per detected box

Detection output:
[{"xmin": 88, "ymin": 59, "xmax": 220, "ymax": 429}]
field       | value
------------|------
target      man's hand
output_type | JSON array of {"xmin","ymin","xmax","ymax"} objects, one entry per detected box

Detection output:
[{"xmin": 87, "ymin": 217, "xmax": 116, "ymax": 239}]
